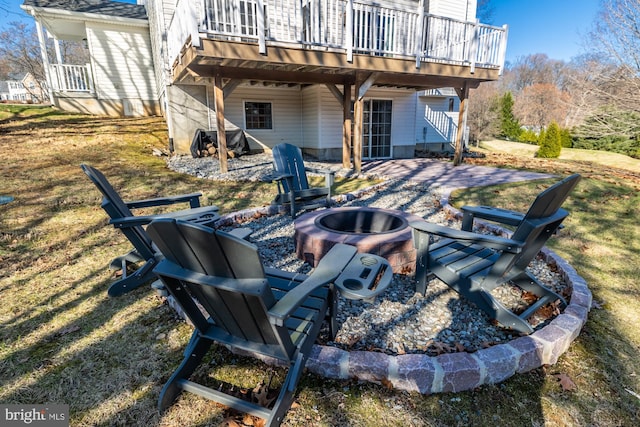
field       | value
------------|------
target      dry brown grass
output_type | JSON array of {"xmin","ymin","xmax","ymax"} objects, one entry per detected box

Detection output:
[{"xmin": 1, "ymin": 106, "xmax": 639, "ymax": 426}]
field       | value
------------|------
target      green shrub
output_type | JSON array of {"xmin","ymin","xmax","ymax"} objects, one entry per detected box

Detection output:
[
  {"xmin": 536, "ymin": 122, "xmax": 562, "ymax": 158},
  {"xmin": 560, "ymin": 128, "xmax": 573, "ymax": 148},
  {"xmin": 518, "ymin": 128, "xmax": 539, "ymax": 145},
  {"xmin": 499, "ymin": 92, "xmax": 521, "ymax": 140}
]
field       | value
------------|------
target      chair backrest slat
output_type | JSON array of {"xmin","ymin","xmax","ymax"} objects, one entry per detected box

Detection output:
[
  {"xmin": 272, "ymin": 143, "xmax": 310, "ymax": 192},
  {"xmin": 147, "ymin": 219, "xmax": 281, "ymax": 346},
  {"xmin": 495, "ymin": 174, "xmax": 580, "ymax": 276},
  {"xmin": 81, "ymin": 164, "xmax": 155, "ymax": 257}
]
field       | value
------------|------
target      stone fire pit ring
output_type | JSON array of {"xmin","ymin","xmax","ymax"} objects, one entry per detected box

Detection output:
[{"xmin": 294, "ymin": 207, "xmax": 424, "ymax": 274}]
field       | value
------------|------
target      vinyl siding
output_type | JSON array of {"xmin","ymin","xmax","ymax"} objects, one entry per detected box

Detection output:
[
  {"xmin": 415, "ymin": 95, "xmax": 459, "ymax": 144},
  {"xmin": 301, "ymin": 86, "xmax": 322, "ymax": 149},
  {"xmin": 313, "ymin": 86, "xmax": 416, "ymax": 154},
  {"xmin": 86, "ymin": 22, "xmax": 158, "ymax": 101},
  {"xmin": 365, "ymin": 88, "xmax": 417, "ymax": 154},
  {"xmin": 426, "ymin": 0, "xmax": 476, "ymax": 21},
  {"xmin": 222, "ymin": 85, "xmax": 304, "ymax": 148}
]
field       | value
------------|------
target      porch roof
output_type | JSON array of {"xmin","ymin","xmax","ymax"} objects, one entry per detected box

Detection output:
[{"xmin": 21, "ymin": 0, "xmax": 147, "ymax": 20}]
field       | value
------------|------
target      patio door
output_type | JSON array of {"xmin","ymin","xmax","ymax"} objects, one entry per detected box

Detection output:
[{"xmin": 362, "ymin": 99, "xmax": 392, "ymax": 159}]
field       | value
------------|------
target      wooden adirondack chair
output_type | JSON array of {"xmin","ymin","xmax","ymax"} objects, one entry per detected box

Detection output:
[
  {"xmin": 146, "ymin": 218, "xmax": 389, "ymax": 426},
  {"xmin": 81, "ymin": 164, "xmax": 221, "ymax": 296},
  {"xmin": 270, "ymin": 143, "xmax": 334, "ymax": 217},
  {"xmin": 411, "ymin": 174, "xmax": 581, "ymax": 334}
]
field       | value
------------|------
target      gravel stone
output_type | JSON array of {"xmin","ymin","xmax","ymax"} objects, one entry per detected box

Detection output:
[{"xmin": 166, "ymin": 153, "xmax": 571, "ymax": 356}]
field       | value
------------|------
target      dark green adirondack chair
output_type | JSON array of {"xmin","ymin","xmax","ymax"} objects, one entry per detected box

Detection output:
[
  {"xmin": 270, "ymin": 143, "xmax": 334, "ymax": 217},
  {"xmin": 146, "ymin": 218, "xmax": 391, "ymax": 426},
  {"xmin": 411, "ymin": 174, "xmax": 581, "ymax": 334},
  {"xmin": 81, "ymin": 164, "xmax": 220, "ymax": 296}
]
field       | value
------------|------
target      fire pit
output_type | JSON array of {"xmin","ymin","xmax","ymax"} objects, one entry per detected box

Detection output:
[{"xmin": 294, "ymin": 207, "xmax": 423, "ymax": 273}]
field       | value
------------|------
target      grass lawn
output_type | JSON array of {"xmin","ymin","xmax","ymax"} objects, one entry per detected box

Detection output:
[{"xmin": 1, "ymin": 107, "xmax": 638, "ymax": 426}]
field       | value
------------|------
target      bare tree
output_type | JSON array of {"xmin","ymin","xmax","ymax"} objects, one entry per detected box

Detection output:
[
  {"xmin": 468, "ymin": 81, "xmax": 500, "ymax": 141},
  {"xmin": 577, "ymin": 0, "xmax": 640, "ymax": 136},
  {"xmin": 0, "ymin": 22, "xmax": 45, "ymax": 78},
  {"xmin": 0, "ymin": 21, "xmax": 50, "ymax": 100},
  {"xmin": 507, "ymin": 54, "xmax": 569, "ymax": 92},
  {"xmin": 514, "ymin": 83, "xmax": 571, "ymax": 128}
]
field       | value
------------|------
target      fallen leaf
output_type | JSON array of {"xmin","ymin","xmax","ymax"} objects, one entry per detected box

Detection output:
[
  {"xmin": 252, "ymin": 383, "xmax": 275, "ymax": 407},
  {"xmin": 220, "ymin": 418, "xmax": 242, "ymax": 427},
  {"xmin": 553, "ymin": 373, "xmax": 576, "ymax": 391}
]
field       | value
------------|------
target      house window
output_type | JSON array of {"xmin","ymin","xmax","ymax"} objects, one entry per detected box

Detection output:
[
  {"xmin": 448, "ymin": 98, "xmax": 455, "ymax": 112},
  {"xmin": 244, "ymin": 101, "xmax": 272, "ymax": 129}
]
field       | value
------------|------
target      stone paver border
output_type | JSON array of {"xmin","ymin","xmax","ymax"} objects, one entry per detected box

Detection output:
[{"xmin": 211, "ymin": 187, "xmax": 591, "ymax": 394}]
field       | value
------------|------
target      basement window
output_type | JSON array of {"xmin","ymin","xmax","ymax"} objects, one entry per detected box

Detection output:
[{"xmin": 244, "ymin": 101, "xmax": 273, "ymax": 129}]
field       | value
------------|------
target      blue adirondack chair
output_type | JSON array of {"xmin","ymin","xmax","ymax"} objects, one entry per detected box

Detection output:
[
  {"xmin": 146, "ymin": 218, "xmax": 391, "ymax": 426},
  {"xmin": 411, "ymin": 174, "xmax": 581, "ymax": 334},
  {"xmin": 81, "ymin": 164, "xmax": 221, "ymax": 296},
  {"xmin": 270, "ymin": 143, "xmax": 334, "ymax": 217}
]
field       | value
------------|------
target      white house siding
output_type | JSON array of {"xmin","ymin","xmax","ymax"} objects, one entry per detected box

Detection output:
[
  {"xmin": 145, "ymin": 0, "xmax": 173, "ymax": 113},
  {"xmin": 86, "ymin": 22, "xmax": 158, "ymax": 106},
  {"xmin": 415, "ymin": 94, "xmax": 460, "ymax": 153},
  {"xmin": 222, "ymin": 85, "xmax": 304, "ymax": 150},
  {"xmin": 426, "ymin": 0, "xmax": 476, "ymax": 21},
  {"xmin": 365, "ymin": 87, "xmax": 417, "ymax": 158},
  {"xmin": 301, "ymin": 85, "xmax": 322, "ymax": 149}
]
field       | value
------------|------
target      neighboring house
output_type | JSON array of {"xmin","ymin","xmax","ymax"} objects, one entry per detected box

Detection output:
[
  {"xmin": 22, "ymin": 0, "xmax": 508, "ymax": 165},
  {"xmin": 0, "ymin": 73, "xmax": 47, "ymax": 103}
]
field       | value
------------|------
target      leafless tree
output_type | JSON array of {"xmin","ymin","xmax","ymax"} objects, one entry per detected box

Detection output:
[
  {"xmin": 468, "ymin": 81, "xmax": 500, "ymax": 141},
  {"xmin": 514, "ymin": 83, "xmax": 571, "ymax": 128},
  {"xmin": 507, "ymin": 54, "xmax": 569, "ymax": 91},
  {"xmin": 576, "ymin": 0, "xmax": 640, "ymax": 136},
  {"xmin": 0, "ymin": 22, "xmax": 50, "ymax": 100}
]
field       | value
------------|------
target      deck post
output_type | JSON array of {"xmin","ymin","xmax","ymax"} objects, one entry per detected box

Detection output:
[
  {"xmin": 343, "ymin": 82, "xmax": 352, "ymax": 169},
  {"xmin": 214, "ymin": 73, "xmax": 229, "ymax": 173},
  {"xmin": 353, "ymin": 76, "xmax": 364, "ymax": 173},
  {"xmin": 453, "ymin": 82, "xmax": 469, "ymax": 166}
]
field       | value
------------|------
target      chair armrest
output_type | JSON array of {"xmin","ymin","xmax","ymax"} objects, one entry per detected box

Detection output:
[
  {"xmin": 460, "ymin": 205, "xmax": 524, "ymax": 231},
  {"xmin": 110, "ymin": 215, "xmax": 157, "ymax": 228},
  {"xmin": 110, "ymin": 206, "xmax": 221, "ymax": 229},
  {"xmin": 268, "ymin": 244, "xmax": 357, "ymax": 326},
  {"xmin": 264, "ymin": 172, "xmax": 294, "ymax": 183},
  {"xmin": 126, "ymin": 192, "xmax": 205, "ymax": 209},
  {"xmin": 410, "ymin": 220, "xmax": 523, "ymax": 253},
  {"xmin": 305, "ymin": 167, "xmax": 335, "ymax": 187}
]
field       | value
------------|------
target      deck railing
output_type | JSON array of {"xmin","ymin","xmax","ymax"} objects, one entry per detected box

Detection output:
[
  {"xmin": 49, "ymin": 63, "xmax": 94, "ymax": 93},
  {"xmin": 167, "ymin": 0, "xmax": 507, "ymax": 74}
]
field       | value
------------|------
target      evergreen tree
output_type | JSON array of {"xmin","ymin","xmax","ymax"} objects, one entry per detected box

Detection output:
[
  {"xmin": 499, "ymin": 92, "xmax": 521, "ymax": 140},
  {"xmin": 536, "ymin": 122, "xmax": 562, "ymax": 158}
]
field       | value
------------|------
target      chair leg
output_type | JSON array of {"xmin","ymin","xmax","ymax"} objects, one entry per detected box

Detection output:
[
  {"xmin": 107, "ymin": 258, "xmax": 157, "ymax": 297},
  {"xmin": 413, "ymin": 231, "xmax": 431, "ymax": 295},
  {"xmin": 158, "ymin": 333, "xmax": 213, "ymax": 412},
  {"xmin": 512, "ymin": 271, "xmax": 567, "ymax": 306},
  {"xmin": 327, "ymin": 285, "xmax": 338, "ymax": 340},
  {"xmin": 266, "ymin": 353, "xmax": 306, "ymax": 427}
]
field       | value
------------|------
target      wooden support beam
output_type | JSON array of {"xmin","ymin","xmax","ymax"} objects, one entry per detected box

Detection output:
[
  {"xmin": 223, "ymin": 79, "xmax": 243, "ymax": 99},
  {"xmin": 325, "ymin": 84, "xmax": 344, "ymax": 104},
  {"xmin": 342, "ymin": 83, "xmax": 352, "ymax": 169},
  {"xmin": 353, "ymin": 76, "xmax": 366, "ymax": 173},
  {"xmin": 453, "ymin": 82, "xmax": 470, "ymax": 166},
  {"xmin": 357, "ymin": 73, "xmax": 378, "ymax": 100},
  {"xmin": 214, "ymin": 73, "xmax": 228, "ymax": 173}
]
